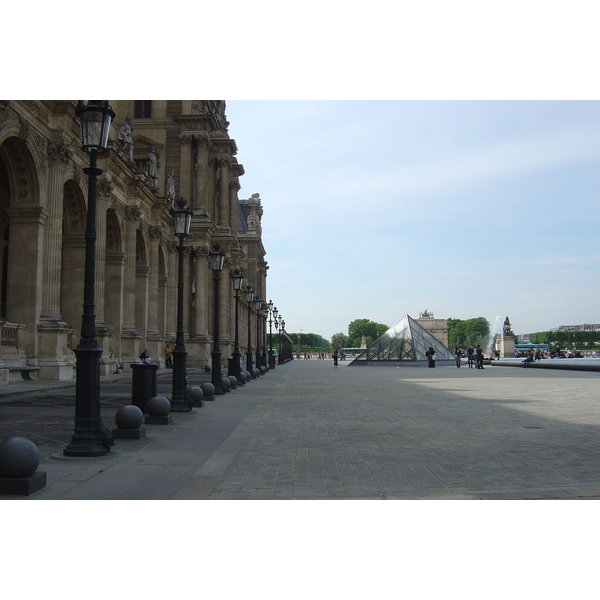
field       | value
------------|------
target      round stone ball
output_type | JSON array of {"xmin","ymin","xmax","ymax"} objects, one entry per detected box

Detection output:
[
  {"xmin": 147, "ymin": 395, "xmax": 170, "ymax": 417},
  {"xmin": 221, "ymin": 376, "xmax": 231, "ymax": 391},
  {"xmin": 186, "ymin": 386, "xmax": 204, "ymax": 403},
  {"xmin": 228, "ymin": 375, "xmax": 237, "ymax": 387},
  {"xmin": 115, "ymin": 405, "xmax": 144, "ymax": 429},
  {"xmin": 260, "ymin": 366, "xmax": 267, "ymax": 375},
  {"xmin": 0, "ymin": 436, "xmax": 40, "ymax": 478},
  {"xmin": 252, "ymin": 368, "xmax": 260, "ymax": 378},
  {"xmin": 244, "ymin": 371, "xmax": 251, "ymax": 381},
  {"xmin": 200, "ymin": 382, "xmax": 215, "ymax": 397},
  {"xmin": 239, "ymin": 371, "xmax": 247, "ymax": 383}
]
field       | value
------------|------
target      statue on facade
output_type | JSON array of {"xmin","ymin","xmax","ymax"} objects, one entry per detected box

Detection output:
[
  {"xmin": 118, "ymin": 116, "xmax": 134, "ymax": 163},
  {"xmin": 145, "ymin": 145, "xmax": 159, "ymax": 188},
  {"xmin": 503, "ymin": 316, "xmax": 514, "ymax": 337},
  {"xmin": 165, "ymin": 170, "xmax": 175, "ymax": 206},
  {"xmin": 420, "ymin": 309, "xmax": 433, "ymax": 319}
]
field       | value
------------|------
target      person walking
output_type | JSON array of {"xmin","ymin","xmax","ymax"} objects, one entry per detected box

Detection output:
[
  {"xmin": 332, "ymin": 349, "xmax": 339, "ymax": 368},
  {"xmin": 109, "ymin": 346, "xmax": 121, "ymax": 374},
  {"xmin": 426, "ymin": 347, "xmax": 436, "ymax": 368},
  {"xmin": 466, "ymin": 346, "xmax": 475, "ymax": 368},
  {"xmin": 475, "ymin": 345, "xmax": 484, "ymax": 369},
  {"xmin": 164, "ymin": 344, "xmax": 173, "ymax": 369},
  {"xmin": 453, "ymin": 346, "xmax": 462, "ymax": 368}
]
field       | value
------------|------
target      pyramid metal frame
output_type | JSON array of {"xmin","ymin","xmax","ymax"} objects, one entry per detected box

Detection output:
[{"xmin": 348, "ymin": 314, "xmax": 454, "ymax": 365}]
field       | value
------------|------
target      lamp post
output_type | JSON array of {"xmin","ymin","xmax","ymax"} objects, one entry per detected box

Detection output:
[
  {"xmin": 268, "ymin": 302, "xmax": 277, "ymax": 369},
  {"xmin": 254, "ymin": 297, "xmax": 262, "ymax": 374},
  {"xmin": 261, "ymin": 302, "xmax": 268, "ymax": 370},
  {"xmin": 169, "ymin": 197, "xmax": 192, "ymax": 412},
  {"xmin": 64, "ymin": 101, "xmax": 115, "ymax": 457},
  {"xmin": 210, "ymin": 243, "xmax": 225, "ymax": 394},
  {"xmin": 278, "ymin": 316, "xmax": 284, "ymax": 364},
  {"xmin": 244, "ymin": 283, "xmax": 255, "ymax": 377},
  {"xmin": 229, "ymin": 268, "xmax": 243, "ymax": 381}
]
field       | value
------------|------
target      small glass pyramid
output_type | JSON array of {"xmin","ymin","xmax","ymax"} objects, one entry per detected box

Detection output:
[{"xmin": 348, "ymin": 315, "xmax": 454, "ymax": 364}]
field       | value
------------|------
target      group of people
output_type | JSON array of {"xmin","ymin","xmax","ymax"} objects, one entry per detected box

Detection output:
[{"xmin": 450, "ymin": 345, "xmax": 487, "ymax": 369}]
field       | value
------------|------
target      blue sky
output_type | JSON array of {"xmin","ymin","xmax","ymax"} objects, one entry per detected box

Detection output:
[
  {"xmin": 225, "ymin": 100, "xmax": 600, "ymax": 340},
  {"xmin": 13, "ymin": 1, "xmax": 598, "ymax": 341}
]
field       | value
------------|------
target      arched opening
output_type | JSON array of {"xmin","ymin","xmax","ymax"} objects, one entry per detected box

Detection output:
[{"xmin": 104, "ymin": 208, "xmax": 124, "ymax": 339}]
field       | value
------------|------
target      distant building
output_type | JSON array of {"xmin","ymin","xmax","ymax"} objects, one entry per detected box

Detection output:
[{"xmin": 415, "ymin": 310, "xmax": 449, "ymax": 347}]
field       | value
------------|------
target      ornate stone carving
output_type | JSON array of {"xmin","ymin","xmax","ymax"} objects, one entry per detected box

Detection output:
[
  {"xmin": 97, "ymin": 180, "xmax": 115, "ymax": 200},
  {"xmin": 3, "ymin": 138, "xmax": 35, "ymax": 204},
  {"xmin": 124, "ymin": 205, "xmax": 143, "ymax": 223},
  {"xmin": 47, "ymin": 140, "xmax": 74, "ymax": 166},
  {"xmin": 148, "ymin": 224, "xmax": 164, "ymax": 240},
  {"xmin": 20, "ymin": 100, "xmax": 49, "ymax": 124},
  {"xmin": 191, "ymin": 101, "xmax": 209, "ymax": 115}
]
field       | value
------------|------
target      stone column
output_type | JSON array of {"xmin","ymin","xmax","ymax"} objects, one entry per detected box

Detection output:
[
  {"xmin": 194, "ymin": 137, "xmax": 209, "ymax": 212},
  {"xmin": 217, "ymin": 158, "xmax": 229, "ymax": 229},
  {"xmin": 120, "ymin": 205, "xmax": 142, "ymax": 360},
  {"xmin": 36, "ymin": 141, "xmax": 74, "ymax": 380},
  {"xmin": 146, "ymin": 225, "xmax": 163, "ymax": 343}
]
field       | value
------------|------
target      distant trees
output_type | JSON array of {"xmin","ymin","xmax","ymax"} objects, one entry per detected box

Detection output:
[
  {"xmin": 447, "ymin": 317, "xmax": 490, "ymax": 349},
  {"xmin": 529, "ymin": 330, "xmax": 600, "ymax": 347},
  {"xmin": 345, "ymin": 318, "xmax": 389, "ymax": 348},
  {"xmin": 289, "ymin": 332, "xmax": 329, "ymax": 349}
]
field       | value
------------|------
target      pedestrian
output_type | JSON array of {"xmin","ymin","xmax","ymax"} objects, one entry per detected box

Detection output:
[
  {"xmin": 453, "ymin": 346, "xmax": 462, "ymax": 368},
  {"xmin": 466, "ymin": 346, "xmax": 475, "ymax": 368},
  {"xmin": 140, "ymin": 349, "xmax": 151, "ymax": 364},
  {"xmin": 109, "ymin": 346, "xmax": 121, "ymax": 374},
  {"xmin": 475, "ymin": 345, "xmax": 484, "ymax": 369},
  {"xmin": 164, "ymin": 344, "xmax": 173, "ymax": 369},
  {"xmin": 426, "ymin": 346, "xmax": 436, "ymax": 368},
  {"xmin": 333, "ymin": 349, "xmax": 339, "ymax": 368}
]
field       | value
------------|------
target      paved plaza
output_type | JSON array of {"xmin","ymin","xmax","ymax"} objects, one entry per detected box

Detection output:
[{"xmin": 2, "ymin": 358, "xmax": 600, "ymax": 500}]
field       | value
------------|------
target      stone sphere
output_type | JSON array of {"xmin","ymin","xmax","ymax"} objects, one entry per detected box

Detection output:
[
  {"xmin": 228, "ymin": 375, "xmax": 237, "ymax": 387},
  {"xmin": 260, "ymin": 366, "xmax": 267, "ymax": 375},
  {"xmin": 252, "ymin": 367, "xmax": 260, "ymax": 378},
  {"xmin": 244, "ymin": 370, "xmax": 251, "ymax": 381},
  {"xmin": 0, "ymin": 436, "xmax": 40, "ymax": 478},
  {"xmin": 115, "ymin": 405, "xmax": 144, "ymax": 429},
  {"xmin": 200, "ymin": 382, "xmax": 215, "ymax": 397},
  {"xmin": 221, "ymin": 376, "xmax": 231, "ymax": 391},
  {"xmin": 239, "ymin": 371, "xmax": 247, "ymax": 382},
  {"xmin": 186, "ymin": 386, "xmax": 204, "ymax": 403},
  {"xmin": 147, "ymin": 395, "xmax": 170, "ymax": 417}
]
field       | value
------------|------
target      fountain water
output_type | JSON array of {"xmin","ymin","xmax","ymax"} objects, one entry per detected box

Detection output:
[{"xmin": 486, "ymin": 316, "xmax": 504, "ymax": 356}]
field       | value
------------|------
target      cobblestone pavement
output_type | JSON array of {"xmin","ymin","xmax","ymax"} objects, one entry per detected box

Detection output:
[
  {"xmin": 2, "ymin": 360, "xmax": 600, "ymax": 500},
  {"xmin": 174, "ymin": 360, "xmax": 600, "ymax": 500}
]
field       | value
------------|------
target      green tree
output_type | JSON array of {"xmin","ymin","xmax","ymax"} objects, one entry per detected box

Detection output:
[
  {"xmin": 347, "ymin": 318, "xmax": 388, "ymax": 348},
  {"xmin": 448, "ymin": 317, "xmax": 490, "ymax": 348}
]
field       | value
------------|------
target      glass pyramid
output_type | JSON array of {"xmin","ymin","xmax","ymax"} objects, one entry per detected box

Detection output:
[{"xmin": 348, "ymin": 315, "xmax": 454, "ymax": 365}]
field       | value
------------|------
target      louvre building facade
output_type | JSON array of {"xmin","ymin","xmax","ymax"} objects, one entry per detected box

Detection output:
[{"xmin": 0, "ymin": 100, "xmax": 268, "ymax": 383}]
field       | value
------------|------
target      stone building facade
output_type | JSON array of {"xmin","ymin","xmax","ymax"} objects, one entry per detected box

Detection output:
[
  {"xmin": 415, "ymin": 311, "xmax": 449, "ymax": 348},
  {"xmin": 0, "ymin": 100, "xmax": 268, "ymax": 383}
]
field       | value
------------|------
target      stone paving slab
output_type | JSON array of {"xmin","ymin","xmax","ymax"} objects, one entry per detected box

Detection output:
[{"xmin": 2, "ymin": 360, "xmax": 600, "ymax": 500}]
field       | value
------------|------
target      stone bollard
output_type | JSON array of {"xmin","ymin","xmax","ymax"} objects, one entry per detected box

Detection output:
[
  {"xmin": 221, "ymin": 376, "xmax": 231, "ymax": 393},
  {"xmin": 238, "ymin": 371, "xmax": 247, "ymax": 385},
  {"xmin": 145, "ymin": 396, "xmax": 172, "ymax": 425},
  {"xmin": 131, "ymin": 363, "xmax": 158, "ymax": 414},
  {"xmin": 186, "ymin": 386, "xmax": 204, "ymax": 408},
  {"xmin": 228, "ymin": 375, "xmax": 238, "ymax": 390},
  {"xmin": 112, "ymin": 405, "xmax": 146, "ymax": 439},
  {"xmin": 0, "ymin": 436, "xmax": 47, "ymax": 496},
  {"xmin": 200, "ymin": 382, "xmax": 215, "ymax": 401}
]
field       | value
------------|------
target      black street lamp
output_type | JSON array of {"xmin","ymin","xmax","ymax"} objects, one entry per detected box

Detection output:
[
  {"xmin": 229, "ymin": 268, "xmax": 243, "ymax": 382},
  {"xmin": 244, "ymin": 283, "xmax": 255, "ymax": 377},
  {"xmin": 65, "ymin": 101, "xmax": 115, "ymax": 457},
  {"xmin": 169, "ymin": 197, "xmax": 192, "ymax": 412},
  {"xmin": 268, "ymin": 301, "xmax": 277, "ymax": 369},
  {"xmin": 261, "ymin": 303, "xmax": 269, "ymax": 370},
  {"xmin": 278, "ymin": 316, "xmax": 284, "ymax": 365},
  {"xmin": 254, "ymin": 297, "xmax": 263, "ymax": 374},
  {"xmin": 210, "ymin": 243, "xmax": 225, "ymax": 394}
]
